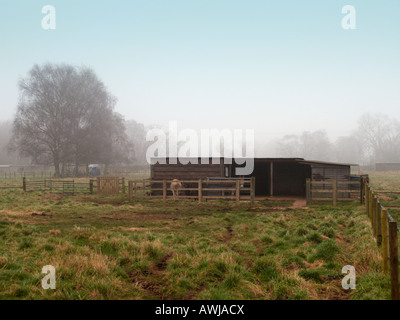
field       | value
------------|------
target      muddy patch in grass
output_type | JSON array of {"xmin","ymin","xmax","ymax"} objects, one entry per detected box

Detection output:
[{"xmin": 134, "ymin": 254, "xmax": 174, "ymax": 300}]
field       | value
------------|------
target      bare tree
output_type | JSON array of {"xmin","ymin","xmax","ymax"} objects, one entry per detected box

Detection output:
[
  {"xmin": 125, "ymin": 119, "xmax": 151, "ymax": 165},
  {"xmin": 86, "ymin": 111, "xmax": 133, "ymax": 174},
  {"xmin": 355, "ymin": 113, "xmax": 400, "ymax": 164},
  {"xmin": 10, "ymin": 63, "xmax": 127, "ymax": 176},
  {"xmin": 0, "ymin": 121, "xmax": 29, "ymax": 165},
  {"xmin": 276, "ymin": 130, "xmax": 333, "ymax": 161}
]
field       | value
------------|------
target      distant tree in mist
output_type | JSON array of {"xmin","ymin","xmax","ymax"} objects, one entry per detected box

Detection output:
[
  {"xmin": 275, "ymin": 113, "xmax": 400, "ymax": 166},
  {"xmin": 0, "ymin": 121, "xmax": 29, "ymax": 165},
  {"xmin": 276, "ymin": 130, "xmax": 333, "ymax": 161},
  {"xmin": 9, "ymin": 63, "xmax": 131, "ymax": 176},
  {"xmin": 8, "ymin": 65, "xmax": 400, "ymax": 173},
  {"xmin": 125, "ymin": 119, "xmax": 151, "ymax": 165},
  {"xmin": 354, "ymin": 113, "xmax": 400, "ymax": 164}
]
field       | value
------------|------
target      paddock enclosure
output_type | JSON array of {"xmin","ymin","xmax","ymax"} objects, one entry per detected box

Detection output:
[
  {"xmin": 150, "ymin": 157, "xmax": 360, "ymax": 198},
  {"xmin": 375, "ymin": 163, "xmax": 400, "ymax": 172}
]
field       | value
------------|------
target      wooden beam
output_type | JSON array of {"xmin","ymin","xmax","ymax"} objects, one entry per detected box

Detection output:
[
  {"xmin": 128, "ymin": 181, "xmax": 133, "ymax": 201},
  {"xmin": 373, "ymin": 196, "xmax": 378, "ymax": 237},
  {"xmin": 389, "ymin": 221, "xmax": 400, "ymax": 300},
  {"xmin": 381, "ymin": 209, "xmax": 389, "ymax": 274},
  {"xmin": 198, "ymin": 179, "xmax": 203, "ymax": 203},
  {"xmin": 162, "ymin": 180, "xmax": 167, "ymax": 201},
  {"xmin": 377, "ymin": 203, "xmax": 382, "ymax": 246},
  {"xmin": 270, "ymin": 162, "xmax": 274, "ymax": 196},
  {"xmin": 235, "ymin": 180, "xmax": 240, "ymax": 203},
  {"xmin": 251, "ymin": 176, "xmax": 255, "ymax": 204},
  {"xmin": 332, "ymin": 180, "xmax": 337, "ymax": 207}
]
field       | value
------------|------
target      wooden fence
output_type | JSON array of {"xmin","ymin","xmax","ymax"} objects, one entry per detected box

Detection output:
[
  {"xmin": 89, "ymin": 178, "xmax": 126, "ymax": 195},
  {"xmin": 127, "ymin": 178, "xmax": 255, "ymax": 203},
  {"xmin": 363, "ymin": 178, "xmax": 400, "ymax": 300},
  {"xmin": 306, "ymin": 179, "xmax": 362, "ymax": 206}
]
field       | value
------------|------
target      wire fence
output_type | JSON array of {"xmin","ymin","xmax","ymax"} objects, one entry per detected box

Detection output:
[
  {"xmin": 0, "ymin": 177, "xmax": 125, "ymax": 196},
  {"xmin": 22, "ymin": 178, "xmax": 91, "ymax": 195},
  {"xmin": 0, "ymin": 171, "xmax": 54, "ymax": 180}
]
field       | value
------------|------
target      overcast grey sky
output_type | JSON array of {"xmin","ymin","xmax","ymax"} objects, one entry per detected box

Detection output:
[{"xmin": 1, "ymin": 0, "xmax": 399, "ymax": 145}]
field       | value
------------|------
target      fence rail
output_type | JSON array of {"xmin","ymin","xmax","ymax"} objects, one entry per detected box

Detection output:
[
  {"xmin": 363, "ymin": 178, "xmax": 400, "ymax": 300},
  {"xmin": 2, "ymin": 177, "xmax": 253, "ymax": 203},
  {"xmin": 127, "ymin": 178, "xmax": 255, "ymax": 203},
  {"xmin": 23, "ymin": 178, "xmax": 91, "ymax": 195},
  {"xmin": 0, "ymin": 171, "xmax": 54, "ymax": 180},
  {"xmin": 0, "ymin": 177, "xmax": 126, "ymax": 195},
  {"xmin": 306, "ymin": 179, "xmax": 362, "ymax": 206}
]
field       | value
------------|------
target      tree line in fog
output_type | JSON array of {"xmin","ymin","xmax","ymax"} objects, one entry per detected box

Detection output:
[
  {"xmin": 0, "ymin": 63, "xmax": 398, "ymax": 175},
  {"xmin": 275, "ymin": 113, "xmax": 400, "ymax": 165}
]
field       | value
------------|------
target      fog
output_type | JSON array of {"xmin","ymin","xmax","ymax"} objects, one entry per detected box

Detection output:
[{"xmin": 1, "ymin": 1, "xmax": 399, "ymax": 169}]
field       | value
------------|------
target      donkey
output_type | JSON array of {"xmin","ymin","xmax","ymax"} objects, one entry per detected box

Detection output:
[{"xmin": 170, "ymin": 179, "xmax": 183, "ymax": 200}]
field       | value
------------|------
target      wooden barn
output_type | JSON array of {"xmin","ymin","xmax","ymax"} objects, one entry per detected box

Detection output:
[{"xmin": 150, "ymin": 158, "xmax": 357, "ymax": 197}]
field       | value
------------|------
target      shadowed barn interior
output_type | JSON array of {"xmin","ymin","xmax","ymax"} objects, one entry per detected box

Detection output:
[{"xmin": 151, "ymin": 158, "xmax": 355, "ymax": 197}]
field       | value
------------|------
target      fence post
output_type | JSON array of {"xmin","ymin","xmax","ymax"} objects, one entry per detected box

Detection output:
[
  {"xmin": 377, "ymin": 203, "xmax": 382, "ymax": 246},
  {"xmin": 373, "ymin": 196, "xmax": 378, "ymax": 237},
  {"xmin": 128, "ymin": 181, "xmax": 133, "ymax": 201},
  {"xmin": 381, "ymin": 209, "xmax": 389, "ymax": 274},
  {"xmin": 306, "ymin": 179, "xmax": 311, "ymax": 205},
  {"xmin": 389, "ymin": 221, "xmax": 400, "ymax": 300},
  {"xmin": 198, "ymin": 179, "xmax": 203, "ymax": 203},
  {"xmin": 361, "ymin": 177, "xmax": 365, "ymax": 204},
  {"xmin": 333, "ymin": 180, "xmax": 337, "ymax": 207},
  {"xmin": 97, "ymin": 177, "xmax": 101, "ymax": 193},
  {"xmin": 22, "ymin": 177, "xmax": 26, "ymax": 192},
  {"xmin": 163, "ymin": 180, "xmax": 167, "ymax": 201},
  {"xmin": 250, "ymin": 177, "xmax": 255, "ymax": 204},
  {"xmin": 374, "ymin": 197, "xmax": 380, "ymax": 239},
  {"xmin": 134, "ymin": 181, "xmax": 137, "ymax": 199},
  {"xmin": 366, "ymin": 186, "xmax": 370, "ymax": 214},
  {"xmin": 236, "ymin": 180, "xmax": 240, "ymax": 203},
  {"xmin": 369, "ymin": 190, "xmax": 373, "ymax": 223},
  {"xmin": 90, "ymin": 180, "xmax": 94, "ymax": 194}
]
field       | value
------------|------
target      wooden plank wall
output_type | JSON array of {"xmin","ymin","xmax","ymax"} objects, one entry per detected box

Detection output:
[
  {"xmin": 311, "ymin": 165, "xmax": 350, "ymax": 181},
  {"xmin": 151, "ymin": 162, "xmax": 225, "ymax": 180}
]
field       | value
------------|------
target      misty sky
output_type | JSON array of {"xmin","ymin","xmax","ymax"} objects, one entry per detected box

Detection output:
[{"xmin": 1, "ymin": 0, "xmax": 399, "ymax": 145}]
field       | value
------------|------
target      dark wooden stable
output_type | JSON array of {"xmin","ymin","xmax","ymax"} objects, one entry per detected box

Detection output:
[{"xmin": 150, "ymin": 158, "xmax": 356, "ymax": 197}]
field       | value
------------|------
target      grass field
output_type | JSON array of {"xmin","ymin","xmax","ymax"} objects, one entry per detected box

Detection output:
[
  {"xmin": 0, "ymin": 174, "xmax": 395, "ymax": 300},
  {"xmin": 367, "ymin": 171, "xmax": 400, "ymax": 221}
]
